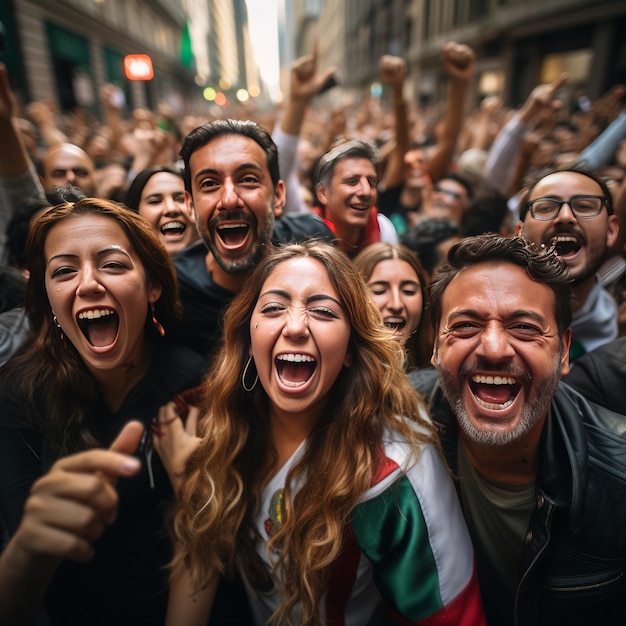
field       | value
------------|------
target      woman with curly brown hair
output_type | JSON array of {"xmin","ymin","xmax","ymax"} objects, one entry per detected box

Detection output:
[{"xmin": 155, "ymin": 240, "xmax": 485, "ymax": 626}]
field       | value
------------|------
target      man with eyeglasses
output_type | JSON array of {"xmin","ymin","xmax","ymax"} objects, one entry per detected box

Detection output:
[
  {"xmin": 421, "ymin": 172, "xmax": 473, "ymax": 226},
  {"xmin": 517, "ymin": 167, "xmax": 620, "ymax": 360}
]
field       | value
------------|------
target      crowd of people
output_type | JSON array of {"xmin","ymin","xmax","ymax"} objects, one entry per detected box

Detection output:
[{"xmin": 0, "ymin": 35, "xmax": 624, "ymax": 626}]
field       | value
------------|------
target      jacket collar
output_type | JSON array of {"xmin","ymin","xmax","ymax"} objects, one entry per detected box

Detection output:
[{"xmin": 431, "ymin": 381, "xmax": 589, "ymax": 532}]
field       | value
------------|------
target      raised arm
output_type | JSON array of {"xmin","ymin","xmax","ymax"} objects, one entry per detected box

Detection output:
[
  {"xmin": 273, "ymin": 41, "xmax": 336, "ymax": 214},
  {"xmin": 378, "ymin": 55, "xmax": 410, "ymax": 190},
  {"xmin": 428, "ymin": 42, "xmax": 476, "ymax": 183}
]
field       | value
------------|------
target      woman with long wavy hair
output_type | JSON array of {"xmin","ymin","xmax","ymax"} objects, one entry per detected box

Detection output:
[
  {"xmin": 0, "ymin": 198, "xmax": 205, "ymax": 625},
  {"xmin": 154, "ymin": 240, "xmax": 485, "ymax": 626},
  {"xmin": 353, "ymin": 242, "xmax": 434, "ymax": 370}
]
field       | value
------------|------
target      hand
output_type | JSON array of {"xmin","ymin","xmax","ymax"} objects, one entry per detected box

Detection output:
[
  {"xmin": 152, "ymin": 398, "xmax": 202, "ymax": 492},
  {"xmin": 521, "ymin": 73, "xmax": 567, "ymax": 123},
  {"xmin": 289, "ymin": 40, "xmax": 336, "ymax": 103},
  {"xmin": 379, "ymin": 55, "xmax": 406, "ymax": 89},
  {"xmin": 13, "ymin": 421, "xmax": 143, "ymax": 563},
  {"xmin": 442, "ymin": 42, "xmax": 475, "ymax": 82}
]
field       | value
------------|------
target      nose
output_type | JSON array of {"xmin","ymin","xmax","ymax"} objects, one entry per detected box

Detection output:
[
  {"xmin": 554, "ymin": 201, "xmax": 577, "ymax": 224},
  {"xmin": 163, "ymin": 195, "xmax": 180, "ymax": 214},
  {"xmin": 357, "ymin": 177, "xmax": 373, "ymax": 197},
  {"xmin": 218, "ymin": 179, "xmax": 242, "ymax": 211},
  {"xmin": 65, "ymin": 169, "xmax": 76, "ymax": 184},
  {"xmin": 76, "ymin": 265, "xmax": 104, "ymax": 296},
  {"xmin": 387, "ymin": 287, "xmax": 404, "ymax": 313},
  {"xmin": 282, "ymin": 307, "xmax": 309, "ymax": 339},
  {"xmin": 474, "ymin": 322, "xmax": 515, "ymax": 363}
]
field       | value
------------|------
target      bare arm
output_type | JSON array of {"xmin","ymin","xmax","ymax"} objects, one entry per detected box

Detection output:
[
  {"xmin": 378, "ymin": 55, "xmax": 410, "ymax": 190},
  {"xmin": 428, "ymin": 42, "xmax": 476, "ymax": 183},
  {"xmin": 165, "ymin": 559, "xmax": 218, "ymax": 626}
]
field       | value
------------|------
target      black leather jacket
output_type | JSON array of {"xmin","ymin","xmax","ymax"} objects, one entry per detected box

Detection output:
[{"xmin": 420, "ymin": 378, "xmax": 626, "ymax": 626}]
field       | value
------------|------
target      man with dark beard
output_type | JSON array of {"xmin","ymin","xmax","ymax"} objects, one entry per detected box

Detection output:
[
  {"xmin": 516, "ymin": 167, "xmax": 620, "ymax": 360},
  {"xmin": 414, "ymin": 234, "xmax": 626, "ymax": 626},
  {"xmin": 172, "ymin": 119, "xmax": 330, "ymax": 363}
]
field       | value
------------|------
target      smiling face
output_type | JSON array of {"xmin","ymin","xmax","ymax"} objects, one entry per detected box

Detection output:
[
  {"xmin": 432, "ymin": 262, "xmax": 570, "ymax": 447},
  {"xmin": 422, "ymin": 177, "xmax": 468, "ymax": 225},
  {"xmin": 519, "ymin": 171, "xmax": 619, "ymax": 286},
  {"xmin": 367, "ymin": 258, "xmax": 423, "ymax": 344},
  {"xmin": 187, "ymin": 134, "xmax": 285, "ymax": 275},
  {"xmin": 45, "ymin": 214, "xmax": 162, "ymax": 379},
  {"xmin": 138, "ymin": 172, "xmax": 197, "ymax": 255},
  {"xmin": 317, "ymin": 157, "xmax": 378, "ymax": 239},
  {"xmin": 249, "ymin": 257, "xmax": 352, "ymax": 427}
]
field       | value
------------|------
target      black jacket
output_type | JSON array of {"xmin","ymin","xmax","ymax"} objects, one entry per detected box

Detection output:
[{"xmin": 420, "ymin": 379, "xmax": 626, "ymax": 626}]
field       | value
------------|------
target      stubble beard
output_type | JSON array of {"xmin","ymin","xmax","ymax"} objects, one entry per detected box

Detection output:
[
  {"xmin": 203, "ymin": 212, "xmax": 275, "ymax": 275},
  {"xmin": 434, "ymin": 355, "xmax": 561, "ymax": 447}
]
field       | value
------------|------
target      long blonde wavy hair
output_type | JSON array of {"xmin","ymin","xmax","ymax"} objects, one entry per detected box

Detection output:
[{"xmin": 172, "ymin": 241, "xmax": 437, "ymax": 625}]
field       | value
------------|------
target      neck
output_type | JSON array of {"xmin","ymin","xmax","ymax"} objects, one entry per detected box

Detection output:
[
  {"xmin": 92, "ymin": 343, "xmax": 152, "ymax": 413},
  {"xmin": 459, "ymin": 418, "xmax": 545, "ymax": 484},
  {"xmin": 206, "ymin": 252, "xmax": 247, "ymax": 293}
]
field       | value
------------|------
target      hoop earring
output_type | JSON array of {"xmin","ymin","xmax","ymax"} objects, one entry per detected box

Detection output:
[
  {"xmin": 53, "ymin": 315, "xmax": 66, "ymax": 345},
  {"xmin": 241, "ymin": 356, "xmax": 258, "ymax": 392},
  {"xmin": 151, "ymin": 303, "xmax": 165, "ymax": 337}
]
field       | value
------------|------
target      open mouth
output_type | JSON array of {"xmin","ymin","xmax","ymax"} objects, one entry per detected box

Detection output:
[
  {"xmin": 216, "ymin": 223, "xmax": 250, "ymax": 247},
  {"xmin": 276, "ymin": 353, "xmax": 317, "ymax": 388},
  {"xmin": 161, "ymin": 221, "xmax": 187, "ymax": 238},
  {"xmin": 549, "ymin": 234, "xmax": 582, "ymax": 258},
  {"xmin": 469, "ymin": 374, "xmax": 521, "ymax": 410},
  {"xmin": 383, "ymin": 317, "xmax": 406, "ymax": 332},
  {"xmin": 77, "ymin": 308, "xmax": 120, "ymax": 347}
]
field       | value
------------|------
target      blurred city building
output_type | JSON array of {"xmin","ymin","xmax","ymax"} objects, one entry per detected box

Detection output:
[
  {"xmin": 286, "ymin": 0, "xmax": 626, "ymax": 108},
  {"xmin": 1, "ymin": 0, "xmax": 262, "ymax": 116}
]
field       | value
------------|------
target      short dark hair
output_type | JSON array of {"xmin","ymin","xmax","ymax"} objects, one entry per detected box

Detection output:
[
  {"xmin": 315, "ymin": 137, "xmax": 378, "ymax": 188},
  {"xmin": 179, "ymin": 119, "xmax": 280, "ymax": 194},
  {"xmin": 439, "ymin": 172, "xmax": 474, "ymax": 200},
  {"xmin": 429, "ymin": 234, "xmax": 572, "ymax": 336},
  {"xmin": 124, "ymin": 166, "xmax": 183, "ymax": 213},
  {"xmin": 518, "ymin": 166, "xmax": 614, "ymax": 221}
]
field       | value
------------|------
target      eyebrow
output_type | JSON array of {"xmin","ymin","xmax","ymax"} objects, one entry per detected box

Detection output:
[
  {"xmin": 48, "ymin": 246, "xmax": 132, "ymax": 264},
  {"xmin": 369, "ymin": 279, "xmax": 420, "ymax": 287},
  {"xmin": 259, "ymin": 289, "xmax": 344, "ymax": 308},
  {"xmin": 447, "ymin": 309, "xmax": 547, "ymax": 325},
  {"xmin": 194, "ymin": 162, "xmax": 264, "ymax": 181}
]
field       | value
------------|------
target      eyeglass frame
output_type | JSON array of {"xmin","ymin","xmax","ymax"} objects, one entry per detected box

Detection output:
[
  {"xmin": 433, "ymin": 185, "xmax": 464, "ymax": 201},
  {"xmin": 525, "ymin": 194, "xmax": 608, "ymax": 221}
]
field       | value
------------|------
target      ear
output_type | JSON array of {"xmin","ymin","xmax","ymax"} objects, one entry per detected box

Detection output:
[
  {"xmin": 515, "ymin": 220, "xmax": 524, "ymax": 236},
  {"xmin": 559, "ymin": 327, "xmax": 572, "ymax": 376},
  {"xmin": 343, "ymin": 352, "xmax": 353, "ymax": 368},
  {"xmin": 316, "ymin": 182, "xmax": 328, "ymax": 206},
  {"xmin": 606, "ymin": 214, "xmax": 619, "ymax": 249},
  {"xmin": 273, "ymin": 180, "xmax": 286, "ymax": 218},
  {"xmin": 147, "ymin": 282, "xmax": 163, "ymax": 304},
  {"xmin": 430, "ymin": 342, "xmax": 438, "ymax": 368},
  {"xmin": 184, "ymin": 190, "xmax": 197, "ymax": 223}
]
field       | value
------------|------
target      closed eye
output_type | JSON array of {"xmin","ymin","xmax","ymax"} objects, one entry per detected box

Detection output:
[{"xmin": 309, "ymin": 306, "xmax": 339, "ymax": 319}]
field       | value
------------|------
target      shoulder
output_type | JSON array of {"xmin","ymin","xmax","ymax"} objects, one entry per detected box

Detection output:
[
  {"xmin": 272, "ymin": 213, "xmax": 334, "ymax": 244},
  {"xmin": 376, "ymin": 212, "xmax": 400, "ymax": 243}
]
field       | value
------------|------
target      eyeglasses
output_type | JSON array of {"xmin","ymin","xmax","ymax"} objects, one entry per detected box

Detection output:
[
  {"xmin": 433, "ymin": 186, "xmax": 463, "ymax": 201},
  {"xmin": 526, "ymin": 195, "xmax": 607, "ymax": 221}
]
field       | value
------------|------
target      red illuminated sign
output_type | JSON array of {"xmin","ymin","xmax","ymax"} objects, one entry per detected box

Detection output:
[{"xmin": 124, "ymin": 54, "xmax": 154, "ymax": 80}]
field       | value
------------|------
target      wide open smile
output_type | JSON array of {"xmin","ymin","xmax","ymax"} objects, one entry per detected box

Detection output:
[
  {"xmin": 77, "ymin": 307, "xmax": 120, "ymax": 348},
  {"xmin": 161, "ymin": 220, "xmax": 187, "ymax": 240},
  {"xmin": 547, "ymin": 233, "xmax": 584, "ymax": 260},
  {"xmin": 469, "ymin": 374, "xmax": 521, "ymax": 411},
  {"xmin": 275, "ymin": 353, "xmax": 317, "ymax": 389},
  {"xmin": 383, "ymin": 316, "xmax": 406, "ymax": 333},
  {"xmin": 216, "ymin": 222, "xmax": 251, "ymax": 249}
]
